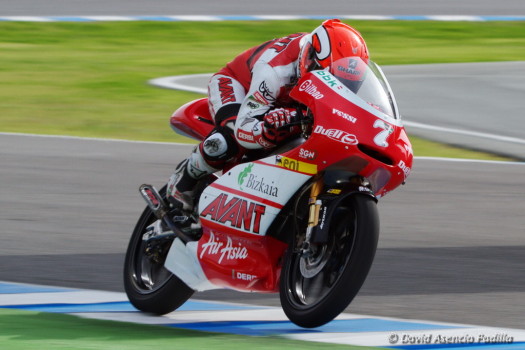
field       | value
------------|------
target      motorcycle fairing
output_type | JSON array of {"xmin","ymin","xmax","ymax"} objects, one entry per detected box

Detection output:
[
  {"xmin": 285, "ymin": 66, "xmax": 413, "ymax": 198},
  {"xmin": 164, "ymin": 156, "xmax": 314, "ymax": 292},
  {"xmin": 170, "ymin": 97, "xmax": 214, "ymax": 141},
  {"xmin": 164, "ymin": 238, "xmax": 218, "ymax": 292},
  {"xmin": 166, "ymin": 231, "xmax": 287, "ymax": 292},
  {"xmin": 198, "ymin": 157, "xmax": 314, "ymax": 236}
]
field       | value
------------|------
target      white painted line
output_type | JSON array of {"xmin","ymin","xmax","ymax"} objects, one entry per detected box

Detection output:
[
  {"xmin": 415, "ymin": 156, "xmax": 525, "ymax": 165},
  {"xmin": 1, "ymin": 132, "xmax": 523, "ymax": 165},
  {"xmin": 2, "ymin": 15, "xmax": 525, "ymax": 22},
  {"xmin": 0, "ymin": 290, "xmax": 127, "ymax": 306},
  {"xmin": 0, "ymin": 131, "xmax": 196, "ymax": 147},
  {"xmin": 166, "ymin": 16, "xmax": 223, "ymax": 22},
  {"xmin": 148, "ymin": 74, "xmax": 209, "ymax": 94},
  {"xmin": 2, "ymin": 282, "xmax": 525, "ymax": 348},
  {"xmin": 83, "ymin": 16, "xmax": 135, "ymax": 21},
  {"xmin": 404, "ymin": 120, "xmax": 525, "ymax": 145},
  {"xmin": 428, "ymin": 15, "xmax": 484, "ymax": 21},
  {"xmin": 0, "ymin": 16, "xmax": 54, "ymax": 22}
]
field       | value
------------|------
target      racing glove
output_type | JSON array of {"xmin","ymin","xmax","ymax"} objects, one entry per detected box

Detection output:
[{"xmin": 261, "ymin": 108, "xmax": 300, "ymax": 145}]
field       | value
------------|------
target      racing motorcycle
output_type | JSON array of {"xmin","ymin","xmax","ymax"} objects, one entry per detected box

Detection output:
[{"xmin": 124, "ymin": 56, "xmax": 413, "ymax": 328}]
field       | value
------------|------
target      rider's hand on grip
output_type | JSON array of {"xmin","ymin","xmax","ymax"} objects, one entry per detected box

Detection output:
[{"xmin": 262, "ymin": 108, "xmax": 300, "ymax": 144}]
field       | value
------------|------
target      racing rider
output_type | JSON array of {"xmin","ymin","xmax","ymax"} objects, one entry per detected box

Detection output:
[{"xmin": 167, "ymin": 19, "xmax": 370, "ymax": 213}]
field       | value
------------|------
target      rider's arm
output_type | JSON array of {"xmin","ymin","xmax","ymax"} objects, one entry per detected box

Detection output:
[{"xmin": 234, "ymin": 62, "xmax": 282, "ymax": 149}]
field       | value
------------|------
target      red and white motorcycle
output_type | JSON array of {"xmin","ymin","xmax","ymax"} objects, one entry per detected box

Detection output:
[{"xmin": 124, "ymin": 57, "xmax": 413, "ymax": 328}]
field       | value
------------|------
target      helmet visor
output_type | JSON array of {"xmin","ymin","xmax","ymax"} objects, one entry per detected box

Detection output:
[{"xmin": 330, "ymin": 57, "xmax": 367, "ymax": 93}]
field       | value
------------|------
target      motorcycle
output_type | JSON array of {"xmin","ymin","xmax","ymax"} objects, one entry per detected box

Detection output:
[{"xmin": 124, "ymin": 56, "xmax": 413, "ymax": 328}]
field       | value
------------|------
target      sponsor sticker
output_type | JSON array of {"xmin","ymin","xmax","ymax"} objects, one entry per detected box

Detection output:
[
  {"xmin": 332, "ymin": 108, "xmax": 357, "ymax": 123},
  {"xmin": 398, "ymin": 160, "xmax": 411, "ymax": 180},
  {"xmin": 315, "ymin": 70, "xmax": 342, "ymax": 89},
  {"xmin": 258, "ymin": 81, "xmax": 276, "ymax": 102},
  {"xmin": 276, "ymin": 156, "xmax": 317, "ymax": 175},
  {"xmin": 298, "ymin": 148, "xmax": 317, "ymax": 160},
  {"xmin": 298, "ymin": 80, "xmax": 324, "ymax": 99},
  {"xmin": 200, "ymin": 193, "xmax": 266, "ymax": 234},
  {"xmin": 237, "ymin": 130, "xmax": 254, "ymax": 142},
  {"xmin": 218, "ymin": 77, "xmax": 236, "ymax": 104},
  {"xmin": 200, "ymin": 232, "xmax": 248, "ymax": 264},
  {"xmin": 313, "ymin": 125, "xmax": 358, "ymax": 145}
]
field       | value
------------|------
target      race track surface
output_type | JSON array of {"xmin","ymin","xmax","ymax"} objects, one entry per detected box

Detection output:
[
  {"xmin": 3, "ymin": 0, "xmax": 524, "ymax": 16},
  {"xmin": 1, "ymin": 134, "xmax": 524, "ymax": 329}
]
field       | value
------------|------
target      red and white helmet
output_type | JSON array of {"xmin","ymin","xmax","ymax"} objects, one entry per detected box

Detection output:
[{"xmin": 298, "ymin": 19, "xmax": 369, "ymax": 79}]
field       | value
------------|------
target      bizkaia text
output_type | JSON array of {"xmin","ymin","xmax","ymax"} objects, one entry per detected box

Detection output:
[{"xmin": 201, "ymin": 193, "xmax": 266, "ymax": 234}]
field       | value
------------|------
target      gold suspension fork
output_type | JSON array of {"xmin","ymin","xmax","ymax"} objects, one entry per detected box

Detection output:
[{"xmin": 305, "ymin": 175, "xmax": 324, "ymax": 244}]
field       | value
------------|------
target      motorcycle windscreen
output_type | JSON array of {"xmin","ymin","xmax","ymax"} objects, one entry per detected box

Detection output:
[{"xmin": 330, "ymin": 57, "xmax": 399, "ymax": 119}]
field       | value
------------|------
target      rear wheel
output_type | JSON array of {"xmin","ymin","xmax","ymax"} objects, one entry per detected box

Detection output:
[
  {"xmin": 123, "ymin": 186, "xmax": 194, "ymax": 315},
  {"xmin": 280, "ymin": 194, "xmax": 379, "ymax": 328}
]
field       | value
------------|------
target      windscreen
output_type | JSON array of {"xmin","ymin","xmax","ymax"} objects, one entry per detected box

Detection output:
[{"xmin": 330, "ymin": 57, "xmax": 399, "ymax": 119}]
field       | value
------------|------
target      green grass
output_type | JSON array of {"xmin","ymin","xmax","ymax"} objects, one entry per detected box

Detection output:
[
  {"xmin": 0, "ymin": 308, "xmax": 384, "ymax": 350},
  {"xmin": 1, "ymin": 20, "xmax": 524, "ymax": 160}
]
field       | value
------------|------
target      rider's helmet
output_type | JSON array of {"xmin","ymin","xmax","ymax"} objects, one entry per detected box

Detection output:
[{"xmin": 298, "ymin": 19, "xmax": 369, "ymax": 91}]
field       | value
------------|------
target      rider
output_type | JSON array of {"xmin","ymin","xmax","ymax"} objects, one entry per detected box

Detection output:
[{"xmin": 167, "ymin": 19, "xmax": 369, "ymax": 213}]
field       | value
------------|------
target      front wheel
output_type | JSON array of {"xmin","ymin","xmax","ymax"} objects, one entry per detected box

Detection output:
[
  {"xmin": 280, "ymin": 194, "xmax": 379, "ymax": 328},
  {"xmin": 123, "ymin": 186, "xmax": 194, "ymax": 315}
]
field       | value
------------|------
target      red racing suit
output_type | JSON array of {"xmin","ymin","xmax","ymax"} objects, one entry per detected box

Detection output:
[{"xmin": 207, "ymin": 32, "xmax": 307, "ymax": 150}]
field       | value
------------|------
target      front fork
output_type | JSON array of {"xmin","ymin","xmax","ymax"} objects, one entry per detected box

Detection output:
[{"xmin": 303, "ymin": 176, "xmax": 324, "ymax": 251}]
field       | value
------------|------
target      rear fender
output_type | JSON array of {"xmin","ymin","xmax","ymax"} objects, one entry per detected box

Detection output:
[{"xmin": 170, "ymin": 98, "xmax": 215, "ymax": 141}]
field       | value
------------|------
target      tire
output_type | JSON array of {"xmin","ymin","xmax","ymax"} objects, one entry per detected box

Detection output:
[
  {"xmin": 279, "ymin": 194, "xmax": 379, "ymax": 328},
  {"xmin": 123, "ymin": 186, "xmax": 194, "ymax": 315}
]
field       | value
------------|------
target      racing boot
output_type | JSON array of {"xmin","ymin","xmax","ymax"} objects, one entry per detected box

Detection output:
[
  {"xmin": 166, "ymin": 159, "xmax": 198, "ymax": 212},
  {"xmin": 166, "ymin": 146, "xmax": 220, "ymax": 213}
]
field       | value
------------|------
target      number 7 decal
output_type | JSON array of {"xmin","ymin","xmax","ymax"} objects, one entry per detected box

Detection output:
[{"xmin": 373, "ymin": 120, "xmax": 394, "ymax": 147}]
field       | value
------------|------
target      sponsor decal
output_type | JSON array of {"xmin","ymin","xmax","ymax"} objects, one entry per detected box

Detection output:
[
  {"xmin": 201, "ymin": 193, "xmax": 266, "ymax": 234},
  {"xmin": 232, "ymin": 270, "xmax": 257, "ymax": 281},
  {"xmin": 238, "ymin": 164, "xmax": 279, "ymax": 197},
  {"xmin": 332, "ymin": 108, "xmax": 357, "ymax": 123},
  {"xmin": 256, "ymin": 136, "xmax": 273, "ymax": 149},
  {"xmin": 337, "ymin": 59, "xmax": 363, "ymax": 78},
  {"xmin": 200, "ymin": 232, "xmax": 248, "ymax": 264},
  {"xmin": 276, "ymin": 156, "xmax": 317, "ymax": 175},
  {"xmin": 269, "ymin": 33, "xmax": 302, "ymax": 53},
  {"xmin": 298, "ymin": 148, "xmax": 317, "ymax": 160},
  {"xmin": 218, "ymin": 77, "xmax": 236, "ymax": 104},
  {"xmin": 258, "ymin": 81, "xmax": 276, "ymax": 102},
  {"xmin": 398, "ymin": 160, "xmax": 411, "ymax": 179},
  {"xmin": 238, "ymin": 163, "xmax": 254, "ymax": 190},
  {"xmin": 250, "ymin": 91, "xmax": 270, "ymax": 105},
  {"xmin": 247, "ymin": 101, "xmax": 260, "ymax": 109},
  {"xmin": 245, "ymin": 173, "xmax": 278, "ymax": 197},
  {"xmin": 327, "ymin": 188, "xmax": 342, "ymax": 195},
  {"xmin": 298, "ymin": 80, "xmax": 324, "ymax": 99},
  {"xmin": 315, "ymin": 70, "xmax": 341, "ymax": 88},
  {"xmin": 313, "ymin": 125, "xmax": 358, "ymax": 145},
  {"xmin": 237, "ymin": 130, "xmax": 254, "ymax": 142}
]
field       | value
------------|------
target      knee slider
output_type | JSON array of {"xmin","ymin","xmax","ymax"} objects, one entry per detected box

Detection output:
[{"xmin": 200, "ymin": 127, "xmax": 239, "ymax": 163}]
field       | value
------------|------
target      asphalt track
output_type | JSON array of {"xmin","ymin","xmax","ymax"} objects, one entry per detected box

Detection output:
[{"xmin": 3, "ymin": 0, "xmax": 525, "ymax": 16}]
